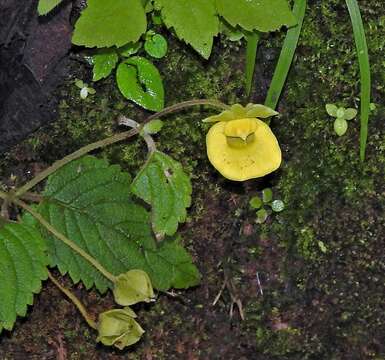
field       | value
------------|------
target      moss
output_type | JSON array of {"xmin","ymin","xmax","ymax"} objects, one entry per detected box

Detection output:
[{"xmin": 2, "ymin": 0, "xmax": 385, "ymax": 358}]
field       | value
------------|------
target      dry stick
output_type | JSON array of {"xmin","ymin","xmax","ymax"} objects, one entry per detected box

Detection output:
[
  {"xmin": 15, "ymin": 99, "xmax": 228, "ymax": 197},
  {"xmin": 12, "ymin": 197, "xmax": 117, "ymax": 284},
  {"xmin": 48, "ymin": 270, "xmax": 97, "ymax": 329}
]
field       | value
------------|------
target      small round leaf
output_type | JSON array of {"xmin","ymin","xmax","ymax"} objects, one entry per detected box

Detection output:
[
  {"xmin": 334, "ymin": 118, "xmax": 348, "ymax": 136},
  {"xmin": 144, "ymin": 34, "xmax": 168, "ymax": 58},
  {"xmin": 343, "ymin": 108, "xmax": 357, "ymax": 120},
  {"xmin": 249, "ymin": 196, "xmax": 263, "ymax": 209},
  {"xmin": 325, "ymin": 104, "xmax": 338, "ymax": 117},
  {"xmin": 271, "ymin": 199, "xmax": 285, "ymax": 212},
  {"xmin": 262, "ymin": 188, "xmax": 273, "ymax": 203},
  {"xmin": 256, "ymin": 208, "xmax": 268, "ymax": 224}
]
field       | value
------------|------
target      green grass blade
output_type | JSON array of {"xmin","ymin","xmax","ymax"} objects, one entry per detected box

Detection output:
[
  {"xmin": 264, "ymin": 0, "xmax": 307, "ymax": 110},
  {"xmin": 245, "ymin": 32, "xmax": 260, "ymax": 97},
  {"xmin": 345, "ymin": 0, "xmax": 371, "ymax": 161}
]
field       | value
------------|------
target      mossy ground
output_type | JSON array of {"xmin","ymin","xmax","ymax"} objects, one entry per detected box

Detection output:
[{"xmin": 1, "ymin": 1, "xmax": 385, "ymax": 358}]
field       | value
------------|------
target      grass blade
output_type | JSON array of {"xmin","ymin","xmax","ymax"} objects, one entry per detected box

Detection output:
[
  {"xmin": 264, "ymin": 0, "xmax": 307, "ymax": 110},
  {"xmin": 345, "ymin": 0, "xmax": 371, "ymax": 161},
  {"xmin": 245, "ymin": 32, "xmax": 260, "ymax": 97}
]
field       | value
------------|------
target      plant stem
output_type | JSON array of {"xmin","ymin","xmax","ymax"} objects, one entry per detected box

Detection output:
[
  {"xmin": 48, "ymin": 271, "xmax": 97, "ymax": 329},
  {"xmin": 265, "ymin": 0, "xmax": 307, "ymax": 111},
  {"xmin": 15, "ymin": 99, "xmax": 229, "ymax": 197},
  {"xmin": 13, "ymin": 197, "xmax": 117, "ymax": 284},
  {"xmin": 345, "ymin": 0, "xmax": 371, "ymax": 161},
  {"xmin": 118, "ymin": 116, "xmax": 156, "ymax": 154},
  {"xmin": 15, "ymin": 129, "xmax": 138, "ymax": 197},
  {"xmin": 245, "ymin": 32, "xmax": 260, "ymax": 97},
  {"xmin": 145, "ymin": 99, "xmax": 229, "ymax": 123}
]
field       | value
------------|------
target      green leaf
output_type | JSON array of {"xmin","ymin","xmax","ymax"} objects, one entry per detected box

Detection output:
[
  {"xmin": 345, "ymin": 0, "xmax": 371, "ymax": 161},
  {"xmin": 119, "ymin": 42, "xmax": 142, "ymax": 57},
  {"xmin": 256, "ymin": 208, "xmax": 268, "ymax": 224},
  {"xmin": 116, "ymin": 57, "xmax": 164, "ymax": 111},
  {"xmin": 92, "ymin": 49, "xmax": 119, "ymax": 81},
  {"xmin": 326, "ymin": 104, "xmax": 338, "ymax": 117},
  {"xmin": 245, "ymin": 32, "xmax": 260, "ymax": 96},
  {"xmin": 144, "ymin": 34, "xmax": 168, "ymax": 58},
  {"xmin": 131, "ymin": 151, "xmax": 192, "ymax": 237},
  {"xmin": 262, "ymin": 188, "xmax": 273, "ymax": 203},
  {"xmin": 344, "ymin": 108, "xmax": 358, "ymax": 120},
  {"xmin": 36, "ymin": 156, "xmax": 199, "ymax": 292},
  {"xmin": 249, "ymin": 196, "xmax": 263, "ymax": 210},
  {"xmin": 143, "ymin": 119, "xmax": 164, "ymax": 135},
  {"xmin": 216, "ymin": 0, "xmax": 296, "ymax": 33},
  {"xmin": 220, "ymin": 20, "xmax": 244, "ymax": 42},
  {"xmin": 334, "ymin": 118, "xmax": 348, "ymax": 136},
  {"xmin": 72, "ymin": 0, "xmax": 147, "ymax": 48},
  {"xmin": 0, "ymin": 223, "xmax": 49, "ymax": 332},
  {"xmin": 336, "ymin": 108, "xmax": 345, "ymax": 118},
  {"xmin": 156, "ymin": 0, "xmax": 219, "ymax": 59},
  {"xmin": 264, "ymin": 0, "xmax": 307, "ymax": 110},
  {"xmin": 271, "ymin": 200, "xmax": 285, "ymax": 212},
  {"xmin": 38, "ymin": 0, "xmax": 63, "ymax": 15}
]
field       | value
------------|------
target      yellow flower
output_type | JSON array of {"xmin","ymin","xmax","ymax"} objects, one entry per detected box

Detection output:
[{"xmin": 204, "ymin": 104, "xmax": 281, "ymax": 181}]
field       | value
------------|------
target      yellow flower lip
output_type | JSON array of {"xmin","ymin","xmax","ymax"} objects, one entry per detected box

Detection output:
[
  {"xmin": 224, "ymin": 118, "xmax": 257, "ymax": 141},
  {"xmin": 206, "ymin": 117, "xmax": 282, "ymax": 181}
]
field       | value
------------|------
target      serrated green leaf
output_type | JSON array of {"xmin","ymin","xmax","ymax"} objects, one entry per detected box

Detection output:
[
  {"xmin": 92, "ymin": 49, "xmax": 119, "ymax": 81},
  {"xmin": 144, "ymin": 34, "xmax": 168, "ymax": 59},
  {"xmin": 37, "ymin": 156, "xmax": 199, "ymax": 292},
  {"xmin": 131, "ymin": 151, "xmax": 192, "ymax": 237},
  {"xmin": 116, "ymin": 57, "xmax": 164, "ymax": 111},
  {"xmin": 216, "ymin": 0, "xmax": 296, "ymax": 33},
  {"xmin": 38, "ymin": 0, "xmax": 63, "ymax": 15},
  {"xmin": 0, "ymin": 223, "xmax": 49, "ymax": 332},
  {"xmin": 72, "ymin": 0, "xmax": 147, "ymax": 48},
  {"xmin": 156, "ymin": 0, "xmax": 219, "ymax": 59}
]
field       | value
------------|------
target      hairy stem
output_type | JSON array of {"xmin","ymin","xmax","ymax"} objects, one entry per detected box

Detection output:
[
  {"xmin": 15, "ymin": 129, "xmax": 138, "ymax": 197},
  {"xmin": 119, "ymin": 116, "xmax": 156, "ymax": 154},
  {"xmin": 13, "ymin": 197, "xmax": 117, "ymax": 284},
  {"xmin": 48, "ymin": 271, "xmax": 97, "ymax": 329},
  {"xmin": 15, "ymin": 99, "xmax": 228, "ymax": 197}
]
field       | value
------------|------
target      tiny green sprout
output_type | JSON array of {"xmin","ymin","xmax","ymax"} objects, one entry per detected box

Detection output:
[
  {"xmin": 256, "ymin": 208, "xmax": 268, "ymax": 224},
  {"xmin": 75, "ymin": 79, "xmax": 96, "ymax": 100},
  {"xmin": 326, "ymin": 103, "xmax": 357, "ymax": 137},
  {"xmin": 250, "ymin": 188, "xmax": 285, "ymax": 224},
  {"xmin": 262, "ymin": 188, "xmax": 273, "ymax": 203},
  {"xmin": 249, "ymin": 195, "xmax": 263, "ymax": 209}
]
